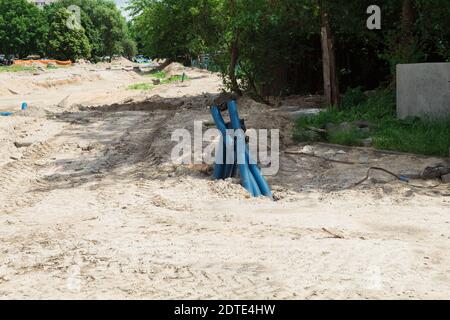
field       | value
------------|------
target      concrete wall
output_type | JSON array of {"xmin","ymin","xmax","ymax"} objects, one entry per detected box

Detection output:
[{"xmin": 397, "ymin": 63, "xmax": 450, "ymax": 120}]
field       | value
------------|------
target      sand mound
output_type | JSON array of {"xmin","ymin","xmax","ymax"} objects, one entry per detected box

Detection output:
[
  {"xmin": 163, "ymin": 62, "xmax": 185, "ymax": 77},
  {"xmin": 0, "ymin": 78, "xmax": 37, "ymax": 95},
  {"xmin": 0, "ymin": 86, "xmax": 14, "ymax": 96},
  {"xmin": 111, "ymin": 56, "xmax": 135, "ymax": 68},
  {"xmin": 237, "ymin": 96, "xmax": 294, "ymax": 147},
  {"xmin": 34, "ymin": 74, "xmax": 103, "ymax": 89}
]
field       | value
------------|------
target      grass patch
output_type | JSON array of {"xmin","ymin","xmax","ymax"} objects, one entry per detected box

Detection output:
[
  {"xmin": 0, "ymin": 65, "xmax": 36, "ymax": 73},
  {"xmin": 162, "ymin": 74, "xmax": 189, "ymax": 84},
  {"xmin": 145, "ymin": 71, "xmax": 189, "ymax": 84},
  {"xmin": 294, "ymin": 88, "xmax": 450, "ymax": 157},
  {"xmin": 127, "ymin": 83, "xmax": 154, "ymax": 90},
  {"xmin": 150, "ymin": 71, "xmax": 166, "ymax": 79},
  {"xmin": 128, "ymin": 74, "xmax": 189, "ymax": 91}
]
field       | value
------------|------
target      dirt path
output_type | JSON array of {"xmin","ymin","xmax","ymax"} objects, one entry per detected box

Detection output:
[{"xmin": 0, "ymin": 65, "xmax": 449, "ymax": 299}]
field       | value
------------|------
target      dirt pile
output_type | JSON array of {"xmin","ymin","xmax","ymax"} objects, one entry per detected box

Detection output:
[
  {"xmin": 236, "ymin": 96, "xmax": 295, "ymax": 147},
  {"xmin": 163, "ymin": 62, "xmax": 185, "ymax": 78},
  {"xmin": 35, "ymin": 74, "xmax": 104, "ymax": 88},
  {"xmin": 0, "ymin": 86, "xmax": 14, "ymax": 96},
  {"xmin": 111, "ymin": 56, "xmax": 135, "ymax": 68}
]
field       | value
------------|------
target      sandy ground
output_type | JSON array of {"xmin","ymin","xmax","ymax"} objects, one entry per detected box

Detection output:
[{"xmin": 0, "ymin": 62, "xmax": 449, "ymax": 299}]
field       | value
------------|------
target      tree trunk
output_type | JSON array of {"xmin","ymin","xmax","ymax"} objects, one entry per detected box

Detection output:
[
  {"xmin": 401, "ymin": 0, "xmax": 415, "ymax": 40},
  {"xmin": 399, "ymin": 0, "xmax": 416, "ymax": 61},
  {"xmin": 229, "ymin": 33, "xmax": 242, "ymax": 95},
  {"xmin": 320, "ymin": 3, "xmax": 339, "ymax": 108},
  {"xmin": 228, "ymin": 0, "xmax": 242, "ymax": 95}
]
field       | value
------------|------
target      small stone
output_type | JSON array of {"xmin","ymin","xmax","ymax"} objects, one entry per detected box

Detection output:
[
  {"xmin": 336, "ymin": 150, "xmax": 346, "ymax": 154},
  {"xmin": 34, "ymin": 160, "xmax": 46, "ymax": 166},
  {"xmin": 359, "ymin": 154, "xmax": 369, "ymax": 164},
  {"xmin": 78, "ymin": 142, "xmax": 94, "ymax": 151},
  {"xmin": 14, "ymin": 141, "xmax": 32, "ymax": 148},
  {"xmin": 301, "ymin": 145, "xmax": 315, "ymax": 155}
]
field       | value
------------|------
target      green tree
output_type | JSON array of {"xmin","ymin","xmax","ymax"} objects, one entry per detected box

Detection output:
[
  {"xmin": 131, "ymin": 0, "xmax": 222, "ymax": 61},
  {"xmin": 122, "ymin": 37, "xmax": 137, "ymax": 59},
  {"xmin": 129, "ymin": 0, "xmax": 450, "ymax": 97},
  {"xmin": 44, "ymin": 5, "xmax": 91, "ymax": 61},
  {"xmin": 0, "ymin": 0, "xmax": 47, "ymax": 57},
  {"xmin": 59, "ymin": 0, "xmax": 135, "ymax": 59}
]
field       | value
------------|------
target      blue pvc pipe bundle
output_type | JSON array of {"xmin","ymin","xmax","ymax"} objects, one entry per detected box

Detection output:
[{"xmin": 210, "ymin": 100, "xmax": 272, "ymax": 199}]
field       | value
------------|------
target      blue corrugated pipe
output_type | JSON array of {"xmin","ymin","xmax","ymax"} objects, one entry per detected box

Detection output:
[
  {"xmin": 211, "ymin": 106, "xmax": 235, "ymax": 180},
  {"xmin": 227, "ymin": 100, "xmax": 272, "ymax": 198}
]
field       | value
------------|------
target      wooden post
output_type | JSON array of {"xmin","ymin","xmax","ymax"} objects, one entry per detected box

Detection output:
[{"xmin": 320, "ymin": 6, "xmax": 339, "ymax": 108}]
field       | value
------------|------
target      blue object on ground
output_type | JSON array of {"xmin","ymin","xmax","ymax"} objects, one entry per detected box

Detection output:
[
  {"xmin": 399, "ymin": 175, "xmax": 410, "ymax": 182},
  {"xmin": 212, "ymin": 134, "xmax": 225, "ymax": 180},
  {"xmin": 228, "ymin": 100, "xmax": 272, "ymax": 198},
  {"xmin": 21, "ymin": 102, "xmax": 28, "ymax": 110},
  {"xmin": 210, "ymin": 100, "xmax": 272, "ymax": 198},
  {"xmin": 1, "ymin": 112, "xmax": 13, "ymax": 116},
  {"xmin": 211, "ymin": 106, "xmax": 234, "ymax": 180},
  {"xmin": 246, "ymin": 147, "xmax": 272, "ymax": 198},
  {"xmin": 248, "ymin": 164, "xmax": 262, "ymax": 197},
  {"xmin": 227, "ymin": 101, "xmax": 254, "ymax": 195}
]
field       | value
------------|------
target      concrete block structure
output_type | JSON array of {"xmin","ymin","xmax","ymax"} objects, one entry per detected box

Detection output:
[{"xmin": 396, "ymin": 63, "xmax": 450, "ymax": 120}]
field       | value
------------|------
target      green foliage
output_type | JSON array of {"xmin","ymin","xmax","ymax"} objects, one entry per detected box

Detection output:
[
  {"xmin": 127, "ymin": 82, "xmax": 154, "ymax": 90},
  {"xmin": 374, "ymin": 118, "xmax": 450, "ymax": 156},
  {"xmin": 328, "ymin": 126, "xmax": 368, "ymax": 146},
  {"xmin": 294, "ymin": 90, "xmax": 450, "ymax": 156},
  {"xmin": 0, "ymin": 0, "xmax": 134, "ymax": 61},
  {"xmin": 129, "ymin": 0, "xmax": 449, "ymax": 96},
  {"xmin": 58, "ymin": 0, "xmax": 135, "ymax": 58},
  {"xmin": 146, "ymin": 71, "xmax": 189, "ymax": 83},
  {"xmin": 122, "ymin": 37, "xmax": 137, "ymax": 59},
  {"xmin": 149, "ymin": 71, "xmax": 167, "ymax": 79},
  {"xmin": 0, "ymin": 65, "xmax": 36, "ymax": 72},
  {"xmin": 292, "ymin": 127, "xmax": 322, "ymax": 143},
  {"xmin": 0, "ymin": 0, "xmax": 47, "ymax": 57},
  {"xmin": 379, "ymin": 0, "xmax": 450, "ymax": 77},
  {"xmin": 161, "ymin": 74, "xmax": 189, "ymax": 84},
  {"xmin": 130, "ymin": 0, "xmax": 222, "ymax": 60},
  {"xmin": 415, "ymin": 0, "xmax": 450, "ymax": 62},
  {"xmin": 341, "ymin": 87, "xmax": 368, "ymax": 110},
  {"xmin": 44, "ymin": 5, "xmax": 91, "ymax": 61}
]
